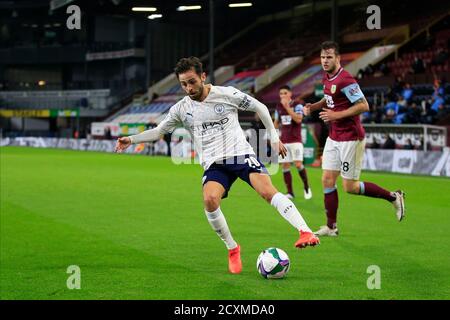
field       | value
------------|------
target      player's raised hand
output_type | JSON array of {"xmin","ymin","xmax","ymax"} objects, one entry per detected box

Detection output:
[
  {"xmin": 303, "ymin": 103, "xmax": 312, "ymax": 116},
  {"xmin": 114, "ymin": 137, "xmax": 132, "ymax": 153}
]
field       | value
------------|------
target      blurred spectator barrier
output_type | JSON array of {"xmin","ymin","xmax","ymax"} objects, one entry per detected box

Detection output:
[
  {"xmin": 364, "ymin": 124, "xmax": 447, "ymax": 151},
  {"xmin": 1, "ymin": 137, "xmax": 448, "ymax": 177},
  {"xmin": 363, "ymin": 148, "xmax": 450, "ymax": 177}
]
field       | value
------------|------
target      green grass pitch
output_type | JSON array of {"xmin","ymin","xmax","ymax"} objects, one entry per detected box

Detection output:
[{"xmin": 1, "ymin": 146, "xmax": 449, "ymax": 300}]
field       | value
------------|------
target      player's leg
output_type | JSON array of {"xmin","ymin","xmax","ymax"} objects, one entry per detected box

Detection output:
[
  {"xmin": 315, "ymin": 169, "xmax": 340, "ymax": 236},
  {"xmin": 202, "ymin": 171, "xmax": 242, "ymax": 274},
  {"xmin": 248, "ymin": 172, "xmax": 319, "ymax": 248},
  {"xmin": 292, "ymin": 143, "xmax": 311, "ymax": 199},
  {"xmin": 282, "ymin": 162, "xmax": 294, "ymax": 198},
  {"xmin": 341, "ymin": 178, "xmax": 398, "ymax": 201},
  {"xmin": 280, "ymin": 145, "xmax": 294, "ymax": 198},
  {"xmin": 294, "ymin": 160, "xmax": 311, "ymax": 197},
  {"xmin": 293, "ymin": 143, "xmax": 312, "ymax": 201},
  {"xmin": 203, "ymin": 181, "xmax": 238, "ymax": 250},
  {"xmin": 315, "ymin": 137, "xmax": 341, "ymax": 236},
  {"xmin": 340, "ymin": 140, "xmax": 405, "ymax": 221}
]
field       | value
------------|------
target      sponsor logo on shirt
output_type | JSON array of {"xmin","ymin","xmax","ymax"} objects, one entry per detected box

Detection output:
[
  {"xmin": 281, "ymin": 115, "xmax": 292, "ymax": 125},
  {"xmin": 324, "ymin": 94, "xmax": 335, "ymax": 108},
  {"xmin": 201, "ymin": 117, "xmax": 229, "ymax": 129},
  {"xmin": 190, "ymin": 117, "xmax": 230, "ymax": 136}
]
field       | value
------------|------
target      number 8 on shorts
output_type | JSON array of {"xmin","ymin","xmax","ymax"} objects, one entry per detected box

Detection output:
[{"xmin": 322, "ymin": 137, "xmax": 366, "ymax": 180}]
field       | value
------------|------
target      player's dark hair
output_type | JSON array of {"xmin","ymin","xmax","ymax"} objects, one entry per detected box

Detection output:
[
  {"xmin": 320, "ymin": 41, "xmax": 340, "ymax": 55},
  {"xmin": 279, "ymin": 85, "xmax": 292, "ymax": 92},
  {"xmin": 174, "ymin": 56, "xmax": 203, "ymax": 78}
]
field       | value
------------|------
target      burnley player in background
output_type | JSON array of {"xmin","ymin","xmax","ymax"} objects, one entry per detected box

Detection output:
[
  {"xmin": 304, "ymin": 41, "xmax": 405, "ymax": 236},
  {"xmin": 274, "ymin": 85, "xmax": 312, "ymax": 200}
]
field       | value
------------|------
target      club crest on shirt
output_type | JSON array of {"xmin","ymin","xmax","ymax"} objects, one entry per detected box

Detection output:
[
  {"xmin": 331, "ymin": 84, "xmax": 337, "ymax": 94},
  {"xmin": 214, "ymin": 104, "xmax": 225, "ymax": 114}
]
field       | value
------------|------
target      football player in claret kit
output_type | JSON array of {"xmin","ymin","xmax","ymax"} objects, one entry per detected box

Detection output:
[
  {"xmin": 303, "ymin": 41, "xmax": 405, "ymax": 237},
  {"xmin": 115, "ymin": 57, "xmax": 319, "ymax": 274},
  {"xmin": 274, "ymin": 85, "xmax": 312, "ymax": 200}
]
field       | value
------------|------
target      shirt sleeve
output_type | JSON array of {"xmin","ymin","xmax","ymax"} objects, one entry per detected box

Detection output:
[
  {"xmin": 294, "ymin": 104, "xmax": 304, "ymax": 115},
  {"xmin": 129, "ymin": 103, "xmax": 181, "ymax": 144},
  {"xmin": 158, "ymin": 104, "xmax": 182, "ymax": 134},
  {"xmin": 226, "ymin": 86, "xmax": 279, "ymax": 143},
  {"xmin": 341, "ymin": 83, "xmax": 365, "ymax": 104},
  {"xmin": 227, "ymin": 86, "xmax": 262, "ymax": 112}
]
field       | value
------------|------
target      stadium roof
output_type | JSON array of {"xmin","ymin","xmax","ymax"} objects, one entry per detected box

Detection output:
[{"xmin": 1, "ymin": 0, "xmax": 353, "ymax": 27}]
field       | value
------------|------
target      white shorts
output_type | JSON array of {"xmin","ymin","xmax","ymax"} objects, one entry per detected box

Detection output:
[
  {"xmin": 322, "ymin": 137, "xmax": 366, "ymax": 180},
  {"xmin": 278, "ymin": 142, "xmax": 304, "ymax": 163}
]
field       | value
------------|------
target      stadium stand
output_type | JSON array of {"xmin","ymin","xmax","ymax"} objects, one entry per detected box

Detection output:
[
  {"xmin": 110, "ymin": 101, "xmax": 172, "ymax": 124},
  {"xmin": 355, "ymin": 13, "xmax": 450, "ymax": 127},
  {"xmin": 106, "ymin": 1, "xmax": 366, "ymax": 130},
  {"xmin": 1, "ymin": 0, "xmax": 449, "ymax": 143}
]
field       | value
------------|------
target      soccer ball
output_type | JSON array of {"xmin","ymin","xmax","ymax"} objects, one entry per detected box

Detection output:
[{"xmin": 256, "ymin": 247, "xmax": 290, "ymax": 279}]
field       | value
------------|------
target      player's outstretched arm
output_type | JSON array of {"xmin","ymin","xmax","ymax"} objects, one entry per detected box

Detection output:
[
  {"xmin": 114, "ymin": 104, "xmax": 181, "ymax": 153},
  {"xmin": 115, "ymin": 136, "xmax": 132, "ymax": 153},
  {"xmin": 319, "ymin": 97, "xmax": 369, "ymax": 123},
  {"xmin": 304, "ymin": 98, "xmax": 326, "ymax": 116},
  {"xmin": 230, "ymin": 87, "xmax": 287, "ymax": 157},
  {"xmin": 114, "ymin": 127, "xmax": 162, "ymax": 153},
  {"xmin": 253, "ymin": 102, "xmax": 287, "ymax": 158}
]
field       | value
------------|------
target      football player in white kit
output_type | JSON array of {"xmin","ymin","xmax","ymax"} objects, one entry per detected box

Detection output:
[{"xmin": 115, "ymin": 57, "xmax": 319, "ymax": 274}]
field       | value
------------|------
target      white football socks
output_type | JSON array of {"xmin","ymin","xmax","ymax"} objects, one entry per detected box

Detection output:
[
  {"xmin": 270, "ymin": 192, "xmax": 312, "ymax": 233},
  {"xmin": 205, "ymin": 207, "xmax": 238, "ymax": 250}
]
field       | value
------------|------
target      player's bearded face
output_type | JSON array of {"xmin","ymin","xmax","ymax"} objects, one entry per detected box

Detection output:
[
  {"xmin": 320, "ymin": 49, "xmax": 340, "ymax": 74},
  {"xmin": 179, "ymin": 70, "xmax": 207, "ymax": 101}
]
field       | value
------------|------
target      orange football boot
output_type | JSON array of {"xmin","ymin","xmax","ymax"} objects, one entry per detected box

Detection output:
[
  {"xmin": 295, "ymin": 231, "xmax": 320, "ymax": 249},
  {"xmin": 228, "ymin": 245, "xmax": 242, "ymax": 274}
]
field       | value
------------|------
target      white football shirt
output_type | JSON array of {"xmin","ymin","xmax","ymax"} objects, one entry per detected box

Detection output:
[{"xmin": 156, "ymin": 85, "xmax": 265, "ymax": 169}]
